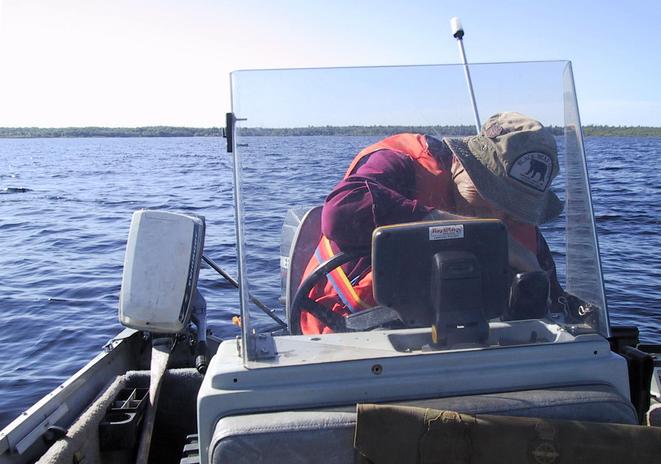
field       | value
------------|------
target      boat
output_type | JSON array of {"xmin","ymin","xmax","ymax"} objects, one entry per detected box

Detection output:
[{"xmin": 2, "ymin": 37, "xmax": 661, "ymax": 464}]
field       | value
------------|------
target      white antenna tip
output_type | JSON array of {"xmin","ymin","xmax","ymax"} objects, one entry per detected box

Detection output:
[{"xmin": 450, "ymin": 17, "xmax": 464, "ymax": 38}]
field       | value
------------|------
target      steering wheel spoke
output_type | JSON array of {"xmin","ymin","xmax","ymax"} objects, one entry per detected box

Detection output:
[
  {"xmin": 299, "ymin": 296, "xmax": 347, "ymax": 333},
  {"xmin": 289, "ymin": 249, "xmax": 367, "ymax": 335}
]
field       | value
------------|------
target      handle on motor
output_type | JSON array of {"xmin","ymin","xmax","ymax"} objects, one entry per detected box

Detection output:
[{"xmin": 195, "ymin": 340, "xmax": 209, "ymax": 374}]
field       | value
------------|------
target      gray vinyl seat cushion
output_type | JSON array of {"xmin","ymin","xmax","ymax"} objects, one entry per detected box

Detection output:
[{"xmin": 210, "ymin": 384, "xmax": 638, "ymax": 464}]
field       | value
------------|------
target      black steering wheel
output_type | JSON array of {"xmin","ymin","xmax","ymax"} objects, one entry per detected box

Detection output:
[{"xmin": 289, "ymin": 250, "xmax": 367, "ymax": 335}]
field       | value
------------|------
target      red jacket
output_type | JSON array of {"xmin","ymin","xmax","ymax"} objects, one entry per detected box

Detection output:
[{"xmin": 300, "ymin": 134, "xmax": 455, "ymax": 334}]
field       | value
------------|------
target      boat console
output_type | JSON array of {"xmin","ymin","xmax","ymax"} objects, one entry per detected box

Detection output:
[
  {"xmin": 194, "ymin": 60, "xmax": 640, "ymax": 464},
  {"xmin": 199, "ymin": 330, "xmax": 631, "ymax": 463}
]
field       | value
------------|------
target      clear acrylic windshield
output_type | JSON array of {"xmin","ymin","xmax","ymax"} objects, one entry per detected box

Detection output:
[{"xmin": 229, "ymin": 61, "xmax": 609, "ymax": 366}]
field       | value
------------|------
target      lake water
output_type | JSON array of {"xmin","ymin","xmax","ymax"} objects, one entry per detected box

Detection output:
[{"xmin": 1, "ymin": 135, "xmax": 660, "ymax": 428}]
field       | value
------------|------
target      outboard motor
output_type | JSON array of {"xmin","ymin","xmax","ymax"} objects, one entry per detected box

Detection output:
[
  {"xmin": 119, "ymin": 210, "xmax": 205, "ymax": 334},
  {"xmin": 118, "ymin": 210, "xmax": 206, "ymax": 463},
  {"xmin": 280, "ymin": 206, "xmax": 322, "ymax": 325}
]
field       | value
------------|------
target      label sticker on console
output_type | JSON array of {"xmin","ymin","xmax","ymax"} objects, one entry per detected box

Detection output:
[{"xmin": 429, "ymin": 224, "xmax": 464, "ymax": 241}]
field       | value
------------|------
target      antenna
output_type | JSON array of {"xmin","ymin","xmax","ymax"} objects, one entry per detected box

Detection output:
[{"xmin": 450, "ymin": 17, "xmax": 481, "ymax": 133}]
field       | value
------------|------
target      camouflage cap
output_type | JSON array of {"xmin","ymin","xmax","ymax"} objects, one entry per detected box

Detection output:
[{"xmin": 443, "ymin": 112, "xmax": 564, "ymax": 225}]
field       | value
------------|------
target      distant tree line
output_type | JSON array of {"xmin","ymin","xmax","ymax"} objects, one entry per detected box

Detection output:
[
  {"xmin": 0, "ymin": 125, "xmax": 660, "ymax": 138},
  {"xmin": 581, "ymin": 125, "xmax": 661, "ymax": 137},
  {"xmin": 0, "ymin": 126, "xmax": 223, "ymax": 138},
  {"xmin": 237, "ymin": 125, "xmax": 482, "ymax": 136}
]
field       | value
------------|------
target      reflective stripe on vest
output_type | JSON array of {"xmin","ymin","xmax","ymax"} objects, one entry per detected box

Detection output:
[{"xmin": 313, "ymin": 236, "xmax": 370, "ymax": 313}]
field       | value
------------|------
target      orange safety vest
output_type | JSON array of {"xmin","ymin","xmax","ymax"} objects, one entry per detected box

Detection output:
[
  {"xmin": 299, "ymin": 133, "xmax": 539, "ymax": 334},
  {"xmin": 300, "ymin": 134, "xmax": 454, "ymax": 334}
]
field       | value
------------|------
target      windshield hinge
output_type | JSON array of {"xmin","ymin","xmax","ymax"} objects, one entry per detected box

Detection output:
[{"xmin": 225, "ymin": 113, "xmax": 247, "ymax": 153}]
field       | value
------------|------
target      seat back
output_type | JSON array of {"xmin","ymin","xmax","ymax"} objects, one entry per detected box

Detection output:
[
  {"xmin": 280, "ymin": 206, "xmax": 322, "ymax": 329},
  {"xmin": 210, "ymin": 384, "xmax": 638, "ymax": 464}
]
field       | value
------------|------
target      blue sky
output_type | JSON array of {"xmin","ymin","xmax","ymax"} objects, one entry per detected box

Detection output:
[{"xmin": 0, "ymin": 0, "xmax": 659, "ymax": 127}]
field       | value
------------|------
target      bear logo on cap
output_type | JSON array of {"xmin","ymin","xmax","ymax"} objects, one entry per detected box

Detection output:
[{"xmin": 509, "ymin": 152, "xmax": 553, "ymax": 192}]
